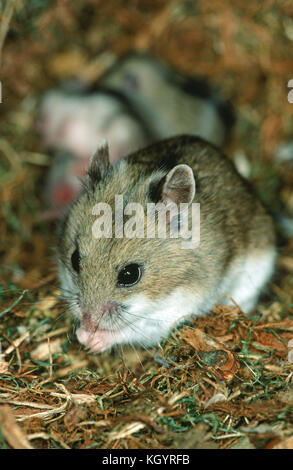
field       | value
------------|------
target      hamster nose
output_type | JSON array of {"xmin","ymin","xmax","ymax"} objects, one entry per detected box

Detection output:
[
  {"xmin": 81, "ymin": 312, "xmax": 94, "ymax": 330},
  {"xmin": 100, "ymin": 302, "xmax": 117, "ymax": 316},
  {"xmin": 81, "ymin": 303, "xmax": 117, "ymax": 328}
]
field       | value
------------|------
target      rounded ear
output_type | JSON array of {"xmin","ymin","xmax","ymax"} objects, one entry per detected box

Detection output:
[
  {"xmin": 161, "ymin": 164, "xmax": 196, "ymax": 206},
  {"xmin": 87, "ymin": 140, "xmax": 111, "ymax": 186}
]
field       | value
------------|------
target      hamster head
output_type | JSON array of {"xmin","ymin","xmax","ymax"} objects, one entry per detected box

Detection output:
[{"xmin": 58, "ymin": 142, "xmax": 210, "ymax": 353}]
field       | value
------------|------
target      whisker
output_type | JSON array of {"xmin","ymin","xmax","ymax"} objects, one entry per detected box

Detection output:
[
  {"xmin": 116, "ymin": 312, "xmax": 154, "ymax": 349},
  {"xmin": 109, "ymin": 315, "xmax": 146, "ymax": 370},
  {"xmin": 121, "ymin": 305, "xmax": 164, "ymax": 324}
]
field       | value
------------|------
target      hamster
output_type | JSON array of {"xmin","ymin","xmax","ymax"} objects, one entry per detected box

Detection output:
[
  {"xmin": 38, "ymin": 53, "xmax": 233, "ymax": 216},
  {"xmin": 37, "ymin": 86, "xmax": 153, "ymax": 163},
  {"xmin": 41, "ymin": 150, "xmax": 87, "ymax": 220},
  {"xmin": 57, "ymin": 135, "xmax": 276, "ymax": 354},
  {"xmin": 101, "ymin": 52, "xmax": 234, "ymax": 148}
]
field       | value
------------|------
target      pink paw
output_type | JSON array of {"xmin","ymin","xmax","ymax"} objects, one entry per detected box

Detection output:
[{"xmin": 76, "ymin": 327, "xmax": 117, "ymax": 353}]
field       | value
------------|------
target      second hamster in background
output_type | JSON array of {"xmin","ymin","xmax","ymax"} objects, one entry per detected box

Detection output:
[
  {"xmin": 37, "ymin": 52, "xmax": 233, "ymax": 217},
  {"xmin": 101, "ymin": 52, "xmax": 234, "ymax": 147}
]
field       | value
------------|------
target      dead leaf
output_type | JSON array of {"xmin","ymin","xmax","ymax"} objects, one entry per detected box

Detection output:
[
  {"xmin": 181, "ymin": 329, "xmax": 240, "ymax": 382},
  {"xmin": 0, "ymin": 405, "xmax": 33, "ymax": 449},
  {"xmin": 272, "ymin": 436, "xmax": 293, "ymax": 449},
  {"xmin": 251, "ymin": 330, "xmax": 292, "ymax": 357},
  {"xmin": 204, "ymin": 393, "xmax": 227, "ymax": 408},
  {"xmin": 35, "ymin": 294, "xmax": 59, "ymax": 312},
  {"xmin": 0, "ymin": 362, "xmax": 9, "ymax": 374},
  {"xmin": 48, "ymin": 50, "xmax": 87, "ymax": 78},
  {"xmin": 31, "ymin": 338, "xmax": 62, "ymax": 361}
]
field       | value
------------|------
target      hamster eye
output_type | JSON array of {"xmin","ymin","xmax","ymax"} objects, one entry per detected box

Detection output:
[
  {"xmin": 71, "ymin": 248, "xmax": 80, "ymax": 273},
  {"xmin": 123, "ymin": 72, "xmax": 139, "ymax": 90},
  {"xmin": 117, "ymin": 264, "xmax": 142, "ymax": 287}
]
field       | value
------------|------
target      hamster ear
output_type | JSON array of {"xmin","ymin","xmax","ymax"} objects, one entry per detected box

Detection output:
[
  {"xmin": 158, "ymin": 164, "xmax": 196, "ymax": 206},
  {"xmin": 88, "ymin": 140, "xmax": 111, "ymax": 185}
]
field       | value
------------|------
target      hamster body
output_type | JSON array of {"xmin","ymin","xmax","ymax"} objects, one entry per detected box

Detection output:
[
  {"xmin": 101, "ymin": 52, "xmax": 234, "ymax": 147},
  {"xmin": 58, "ymin": 135, "xmax": 276, "ymax": 353}
]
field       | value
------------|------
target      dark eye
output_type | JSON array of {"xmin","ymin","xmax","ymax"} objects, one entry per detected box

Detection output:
[
  {"xmin": 71, "ymin": 248, "xmax": 80, "ymax": 273},
  {"xmin": 123, "ymin": 72, "xmax": 139, "ymax": 90},
  {"xmin": 117, "ymin": 264, "xmax": 142, "ymax": 287}
]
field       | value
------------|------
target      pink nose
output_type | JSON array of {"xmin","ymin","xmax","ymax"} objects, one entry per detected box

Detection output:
[
  {"xmin": 100, "ymin": 302, "xmax": 116, "ymax": 315},
  {"xmin": 81, "ymin": 312, "xmax": 94, "ymax": 330},
  {"xmin": 81, "ymin": 303, "xmax": 117, "ymax": 329}
]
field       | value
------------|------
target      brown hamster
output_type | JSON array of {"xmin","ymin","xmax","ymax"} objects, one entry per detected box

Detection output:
[{"xmin": 57, "ymin": 135, "xmax": 276, "ymax": 353}]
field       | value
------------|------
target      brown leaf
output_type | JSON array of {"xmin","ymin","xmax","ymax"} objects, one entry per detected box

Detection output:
[
  {"xmin": 180, "ymin": 329, "xmax": 239, "ymax": 382},
  {"xmin": 272, "ymin": 436, "xmax": 293, "ymax": 449},
  {"xmin": 251, "ymin": 330, "xmax": 292, "ymax": 357},
  {"xmin": 31, "ymin": 338, "xmax": 62, "ymax": 361},
  {"xmin": 0, "ymin": 362, "xmax": 9, "ymax": 374},
  {"xmin": 0, "ymin": 405, "xmax": 33, "ymax": 449}
]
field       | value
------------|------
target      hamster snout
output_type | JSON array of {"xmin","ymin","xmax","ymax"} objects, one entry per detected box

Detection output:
[
  {"xmin": 76, "ymin": 327, "xmax": 120, "ymax": 353},
  {"xmin": 80, "ymin": 302, "xmax": 119, "ymax": 329},
  {"xmin": 76, "ymin": 303, "xmax": 127, "ymax": 353}
]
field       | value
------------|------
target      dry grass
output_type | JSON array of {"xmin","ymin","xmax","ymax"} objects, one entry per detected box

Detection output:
[{"xmin": 0, "ymin": 0, "xmax": 293, "ymax": 449}]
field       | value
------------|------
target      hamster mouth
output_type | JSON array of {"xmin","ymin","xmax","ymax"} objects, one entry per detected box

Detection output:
[
  {"xmin": 76, "ymin": 303, "xmax": 131, "ymax": 352},
  {"xmin": 76, "ymin": 326, "xmax": 123, "ymax": 353}
]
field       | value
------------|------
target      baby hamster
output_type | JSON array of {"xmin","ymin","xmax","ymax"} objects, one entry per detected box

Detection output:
[
  {"xmin": 101, "ymin": 52, "xmax": 234, "ymax": 147},
  {"xmin": 37, "ymin": 86, "xmax": 154, "ymax": 217},
  {"xmin": 42, "ymin": 150, "xmax": 87, "ymax": 220},
  {"xmin": 57, "ymin": 135, "xmax": 276, "ymax": 354},
  {"xmin": 37, "ymin": 86, "xmax": 152, "ymax": 163}
]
